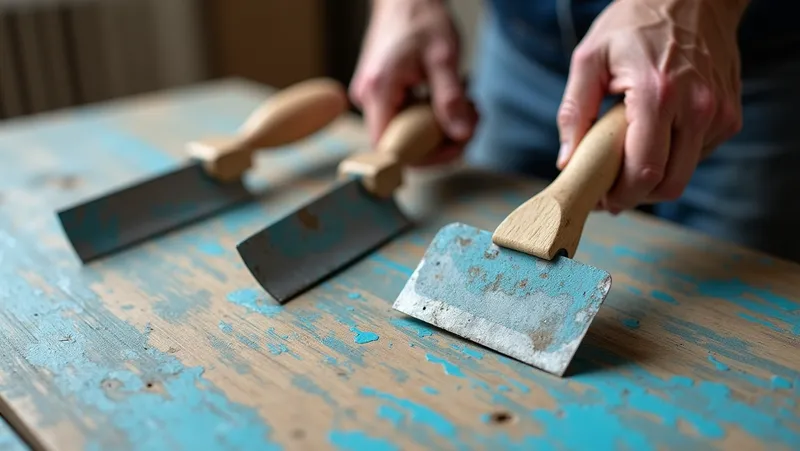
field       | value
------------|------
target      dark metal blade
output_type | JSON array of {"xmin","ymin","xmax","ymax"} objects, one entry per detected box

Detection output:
[
  {"xmin": 236, "ymin": 178, "xmax": 412, "ymax": 303},
  {"xmin": 57, "ymin": 162, "xmax": 253, "ymax": 263}
]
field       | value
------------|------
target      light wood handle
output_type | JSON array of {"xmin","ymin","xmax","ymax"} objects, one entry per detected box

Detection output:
[
  {"xmin": 186, "ymin": 77, "xmax": 348, "ymax": 181},
  {"xmin": 492, "ymin": 103, "xmax": 628, "ymax": 259},
  {"xmin": 337, "ymin": 104, "xmax": 444, "ymax": 198}
]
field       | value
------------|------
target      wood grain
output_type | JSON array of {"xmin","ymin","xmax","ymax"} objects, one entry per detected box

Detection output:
[{"xmin": 0, "ymin": 78, "xmax": 798, "ymax": 451}]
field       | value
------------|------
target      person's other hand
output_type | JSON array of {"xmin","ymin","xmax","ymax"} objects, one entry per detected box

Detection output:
[
  {"xmin": 349, "ymin": 0, "xmax": 478, "ymax": 166},
  {"xmin": 557, "ymin": 0, "xmax": 748, "ymax": 213}
]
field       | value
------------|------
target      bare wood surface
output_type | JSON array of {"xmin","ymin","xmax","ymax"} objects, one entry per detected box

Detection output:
[{"xmin": 0, "ymin": 78, "xmax": 797, "ymax": 451}]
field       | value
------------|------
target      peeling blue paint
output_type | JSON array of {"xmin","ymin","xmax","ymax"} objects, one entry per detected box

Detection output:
[
  {"xmin": 195, "ymin": 240, "xmax": 226, "ymax": 257},
  {"xmin": 707, "ymin": 355, "xmax": 729, "ymax": 371},
  {"xmin": 771, "ymin": 375, "xmax": 793, "ymax": 390},
  {"xmin": 328, "ymin": 430, "xmax": 399, "ymax": 451},
  {"xmin": 235, "ymin": 334, "xmax": 260, "ymax": 350},
  {"xmin": 425, "ymin": 354, "xmax": 466, "ymax": 378},
  {"xmin": 382, "ymin": 364, "xmax": 409, "ymax": 383},
  {"xmin": 612, "ymin": 246, "xmax": 660, "ymax": 263},
  {"xmin": 361, "ymin": 387, "xmax": 457, "ymax": 438},
  {"xmin": 218, "ymin": 321, "xmax": 233, "ymax": 334},
  {"xmin": 450, "ymin": 344, "xmax": 484, "ymax": 360},
  {"xmin": 347, "ymin": 292, "xmax": 362, "ymax": 300},
  {"xmin": 350, "ymin": 326, "xmax": 379, "ymax": 344},
  {"xmin": 207, "ymin": 335, "xmax": 251, "ymax": 375},
  {"xmin": 390, "ymin": 318, "xmax": 434, "ymax": 338},
  {"xmin": 738, "ymin": 313, "xmax": 785, "ymax": 332},
  {"xmin": 626, "ymin": 286, "xmax": 643, "ymax": 296},
  {"xmin": 422, "ymin": 386, "xmax": 439, "ymax": 395},
  {"xmin": 377, "ymin": 405, "xmax": 405, "ymax": 426},
  {"xmin": 226, "ymin": 289, "xmax": 282, "ymax": 317}
]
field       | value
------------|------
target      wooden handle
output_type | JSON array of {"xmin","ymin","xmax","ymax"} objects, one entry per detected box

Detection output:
[
  {"xmin": 186, "ymin": 77, "xmax": 348, "ymax": 181},
  {"xmin": 492, "ymin": 103, "xmax": 627, "ymax": 259},
  {"xmin": 337, "ymin": 103, "xmax": 444, "ymax": 198}
]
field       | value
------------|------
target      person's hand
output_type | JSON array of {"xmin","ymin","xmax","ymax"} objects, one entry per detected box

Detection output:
[
  {"xmin": 557, "ymin": 0, "xmax": 748, "ymax": 213},
  {"xmin": 349, "ymin": 0, "xmax": 478, "ymax": 166}
]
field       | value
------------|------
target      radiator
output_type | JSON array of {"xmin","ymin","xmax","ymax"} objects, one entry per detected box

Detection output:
[{"xmin": 0, "ymin": 0, "xmax": 208, "ymax": 120}]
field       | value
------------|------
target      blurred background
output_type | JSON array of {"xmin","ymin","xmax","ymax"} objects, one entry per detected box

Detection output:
[{"xmin": 0, "ymin": 0, "xmax": 482, "ymax": 120}]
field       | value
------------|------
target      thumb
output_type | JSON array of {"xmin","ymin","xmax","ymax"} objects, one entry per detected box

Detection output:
[
  {"xmin": 557, "ymin": 48, "xmax": 607, "ymax": 169},
  {"xmin": 424, "ymin": 42, "xmax": 474, "ymax": 142}
]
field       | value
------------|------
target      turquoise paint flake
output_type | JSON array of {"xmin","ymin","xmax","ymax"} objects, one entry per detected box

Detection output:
[
  {"xmin": 350, "ymin": 326, "xmax": 379, "ymax": 344},
  {"xmin": 195, "ymin": 240, "xmax": 225, "ymax": 257},
  {"xmin": 268, "ymin": 343, "xmax": 288, "ymax": 355},
  {"xmin": 324, "ymin": 356, "xmax": 338, "ymax": 365},
  {"xmin": 425, "ymin": 354, "xmax": 466, "ymax": 378},
  {"xmin": 422, "ymin": 386, "xmax": 440, "ymax": 395},
  {"xmin": 771, "ymin": 375, "xmax": 793, "ymax": 390},
  {"xmin": 497, "ymin": 385, "xmax": 511, "ymax": 392},
  {"xmin": 347, "ymin": 292, "xmax": 362, "ymax": 300},
  {"xmin": 390, "ymin": 318, "xmax": 434, "ymax": 338},
  {"xmin": 503, "ymin": 377, "xmax": 531, "ymax": 394},
  {"xmin": 361, "ymin": 387, "xmax": 457, "ymax": 438},
  {"xmin": 377, "ymin": 404, "xmax": 405, "ymax": 426},
  {"xmin": 651, "ymin": 290, "xmax": 678, "ymax": 304},
  {"xmin": 622, "ymin": 318, "xmax": 640, "ymax": 329},
  {"xmin": 707, "ymin": 355, "xmax": 729, "ymax": 371},
  {"xmin": 450, "ymin": 344, "xmax": 484, "ymax": 360},
  {"xmin": 207, "ymin": 335, "xmax": 250, "ymax": 375},
  {"xmin": 218, "ymin": 321, "xmax": 233, "ymax": 335},
  {"xmin": 328, "ymin": 430, "xmax": 399, "ymax": 451},
  {"xmin": 322, "ymin": 333, "xmax": 366, "ymax": 366},
  {"xmin": 226, "ymin": 289, "xmax": 282, "ymax": 317}
]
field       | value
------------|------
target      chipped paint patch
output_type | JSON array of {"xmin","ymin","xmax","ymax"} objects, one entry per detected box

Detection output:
[
  {"xmin": 422, "ymin": 386, "xmax": 439, "ymax": 395},
  {"xmin": 377, "ymin": 405, "xmax": 405, "ymax": 426},
  {"xmin": 218, "ymin": 321, "xmax": 233, "ymax": 334},
  {"xmin": 350, "ymin": 326, "xmax": 379, "ymax": 344},
  {"xmin": 226, "ymin": 288, "xmax": 282, "ymax": 317},
  {"xmin": 390, "ymin": 318, "xmax": 434, "ymax": 338},
  {"xmin": 707, "ymin": 355, "xmax": 729, "ymax": 371},
  {"xmin": 450, "ymin": 343, "xmax": 484, "ymax": 360}
]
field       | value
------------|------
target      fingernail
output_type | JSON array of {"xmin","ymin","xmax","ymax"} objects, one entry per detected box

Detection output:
[{"xmin": 557, "ymin": 143, "xmax": 569, "ymax": 168}]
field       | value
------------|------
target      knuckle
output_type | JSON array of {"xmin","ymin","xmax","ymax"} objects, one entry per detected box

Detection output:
[
  {"xmin": 691, "ymin": 84, "xmax": 716, "ymax": 117},
  {"xmin": 632, "ymin": 164, "xmax": 665, "ymax": 188}
]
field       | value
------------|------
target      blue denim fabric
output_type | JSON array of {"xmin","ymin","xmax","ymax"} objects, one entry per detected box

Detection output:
[{"xmin": 465, "ymin": 4, "xmax": 800, "ymax": 262}]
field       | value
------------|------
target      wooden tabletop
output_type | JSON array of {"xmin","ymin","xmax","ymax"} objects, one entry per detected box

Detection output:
[{"xmin": 1, "ymin": 78, "xmax": 798, "ymax": 451}]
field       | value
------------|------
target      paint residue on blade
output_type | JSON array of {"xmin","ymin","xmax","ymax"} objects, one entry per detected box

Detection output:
[{"xmin": 393, "ymin": 222, "xmax": 611, "ymax": 376}]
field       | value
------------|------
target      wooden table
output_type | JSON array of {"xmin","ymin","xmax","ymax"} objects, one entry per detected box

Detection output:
[{"xmin": 1, "ymin": 79, "xmax": 798, "ymax": 451}]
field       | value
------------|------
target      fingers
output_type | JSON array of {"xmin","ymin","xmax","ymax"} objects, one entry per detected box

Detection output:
[
  {"xmin": 423, "ymin": 40, "xmax": 475, "ymax": 143},
  {"xmin": 557, "ymin": 47, "xmax": 608, "ymax": 169},
  {"xmin": 605, "ymin": 91, "xmax": 672, "ymax": 213},
  {"xmin": 349, "ymin": 61, "xmax": 410, "ymax": 146},
  {"xmin": 646, "ymin": 84, "xmax": 715, "ymax": 202}
]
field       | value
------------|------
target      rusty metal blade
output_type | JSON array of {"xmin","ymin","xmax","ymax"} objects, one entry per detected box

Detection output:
[
  {"xmin": 237, "ymin": 178, "xmax": 412, "ymax": 303},
  {"xmin": 392, "ymin": 222, "xmax": 611, "ymax": 376},
  {"xmin": 57, "ymin": 162, "xmax": 253, "ymax": 263}
]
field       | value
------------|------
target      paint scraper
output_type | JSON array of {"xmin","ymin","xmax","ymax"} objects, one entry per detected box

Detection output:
[
  {"xmin": 392, "ymin": 104, "xmax": 628, "ymax": 377},
  {"xmin": 57, "ymin": 77, "xmax": 348, "ymax": 263},
  {"xmin": 236, "ymin": 103, "xmax": 445, "ymax": 303}
]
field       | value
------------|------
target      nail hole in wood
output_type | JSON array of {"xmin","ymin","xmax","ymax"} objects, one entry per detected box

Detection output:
[{"xmin": 489, "ymin": 411, "xmax": 514, "ymax": 424}]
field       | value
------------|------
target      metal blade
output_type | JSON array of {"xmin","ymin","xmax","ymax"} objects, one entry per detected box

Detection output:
[
  {"xmin": 392, "ymin": 222, "xmax": 611, "ymax": 376},
  {"xmin": 237, "ymin": 178, "xmax": 412, "ymax": 303},
  {"xmin": 57, "ymin": 162, "xmax": 253, "ymax": 263}
]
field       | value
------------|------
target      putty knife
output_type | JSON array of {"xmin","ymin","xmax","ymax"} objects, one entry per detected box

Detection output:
[
  {"xmin": 237, "ymin": 103, "xmax": 445, "ymax": 303},
  {"xmin": 393, "ymin": 104, "xmax": 628, "ymax": 376},
  {"xmin": 57, "ymin": 78, "xmax": 348, "ymax": 263}
]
